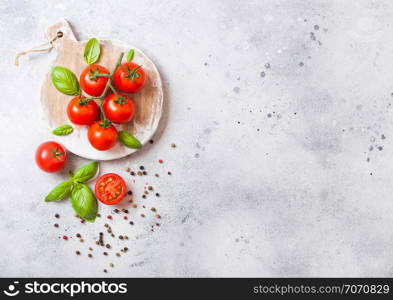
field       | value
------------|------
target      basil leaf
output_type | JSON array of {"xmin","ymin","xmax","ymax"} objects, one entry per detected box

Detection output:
[
  {"xmin": 126, "ymin": 49, "xmax": 134, "ymax": 62},
  {"xmin": 73, "ymin": 162, "xmax": 98, "ymax": 183},
  {"xmin": 51, "ymin": 66, "xmax": 80, "ymax": 95},
  {"xmin": 70, "ymin": 183, "xmax": 97, "ymax": 222},
  {"xmin": 45, "ymin": 181, "xmax": 72, "ymax": 202},
  {"xmin": 84, "ymin": 38, "xmax": 100, "ymax": 64},
  {"xmin": 52, "ymin": 124, "xmax": 73, "ymax": 136},
  {"xmin": 119, "ymin": 131, "xmax": 142, "ymax": 149}
]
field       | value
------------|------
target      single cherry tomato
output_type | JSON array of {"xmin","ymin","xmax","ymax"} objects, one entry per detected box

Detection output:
[
  {"xmin": 80, "ymin": 64, "xmax": 110, "ymax": 96},
  {"xmin": 103, "ymin": 93, "xmax": 135, "ymax": 124},
  {"xmin": 95, "ymin": 173, "xmax": 127, "ymax": 205},
  {"xmin": 113, "ymin": 62, "xmax": 147, "ymax": 93},
  {"xmin": 35, "ymin": 141, "xmax": 67, "ymax": 173},
  {"xmin": 87, "ymin": 121, "xmax": 118, "ymax": 151},
  {"xmin": 67, "ymin": 96, "xmax": 99, "ymax": 125}
]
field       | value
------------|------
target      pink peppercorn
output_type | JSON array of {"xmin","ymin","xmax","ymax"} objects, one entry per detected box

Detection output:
[
  {"xmin": 158, "ymin": 159, "xmax": 163, "ymax": 164},
  {"xmin": 107, "ymin": 215, "xmax": 113, "ymax": 220},
  {"xmin": 63, "ymin": 235, "xmax": 68, "ymax": 240},
  {"xmin": 123, "ymin": 216, "xmax": 128, "ymax": 220},
  {"xmin": 155, "ymin": 214, "xmax": 161, "ymax": 219}
]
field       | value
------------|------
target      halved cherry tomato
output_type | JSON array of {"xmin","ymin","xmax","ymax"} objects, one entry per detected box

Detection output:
[
  {"xmin": 80, "ymin": 64, "xmax": 110, "ymax": 96},
  {"xmin": 35, "ymin": 141, "xmax": 67, "ymax": 173},
  {"xmin": 67, "ymin": 96, "xmax": 99, "ymax": 125},
  {"xmin": 113, "ymin": 62, "xmax": 147, "ymax": 93},
  {"xmin": 95, "ymin": 173, "xmax": 127, "ymax": 205},
  {"xmin": 87, "ymin": 121, "xmax": 118, "ymax": 151},
  {"xmin": 103, "ymin": 93, "xmax": 135, "ymax": 124}
]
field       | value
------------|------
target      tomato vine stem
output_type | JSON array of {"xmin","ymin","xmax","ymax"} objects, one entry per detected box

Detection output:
[{"xmin": 84, "ymin": 52, "xmax": 124, "ymax": 124}]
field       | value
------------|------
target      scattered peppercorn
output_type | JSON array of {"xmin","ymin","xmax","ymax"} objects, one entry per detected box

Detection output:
[
  {"xmin": 119, "ymin": 235, "xmax": 124, "ymax": 240},
  {"xmin": 116, "ymin": 253, "xmax": 121, "ymax": 257},
  {"xmin": 151, "ymin": 207, "xmax": 157, "ymax": 212},
  {"xmin": 141, "ymin": 214, "xmax": 145, "ymax": 218},
  {"xmin": 149, "ymin": 140, "xmax": 154, "ymax": 144},
  {"xmin": 109, "ymin": 263, "xmax": 114, "ymax": 268},
  {"xmin": 106, "ymin": 244, "xmax": 111, "ymax": 249},
  {"xmin": 89, "ymin": 247, "xmax": 93, "ymax": 251},
  {"xmin": 143, "ymin": 171, "xmax": 147, "ymax": 175},
  {"xmin": 155, "ymin": 173, "xmax": 159, "ymax": 177},
  {"xmin": 103, "ymin": 252, "xmax": 108, "ymax": 256},
  {"xmin": 114, "ymin": 209, "xmax": 119, "ymax": 213},
  {"xmin": 168, "ymin": 171, "xmax": 172, "ymax": 175},
  {"xmin": 97, "ymin": 213, "xmax": 101, "ymax": 218},
  {"xmin": 76, "ymin": 233, "xmax": 81, "ymax": 238},
  {"xmin": 142, "ymin": 195, "xmax": 146, "ymax": 199},
  {"xmin": 148, "ymin": 186, "xmax": 154, "ymax": 191},
  {"xmin": 76, "ymin": 251, "xmax": 81, "ymax": 255},
  {"xmin": 104, "ymin": 269, "xmax": 108, "ymax": 273},
  {"xmin": 130, "ymin": 171, "xmax": 135, "ymax": 176},
  {"xmin": 55, "ymin": 214, "xmax": 60, "ymax": 218},
  {"xmin": 139, "ymin": 166, "xmax": 145, "ymax": 170},
  {"xmin": 129, "ymin": 221, "xmax": 134, "ymax": 225},
  {"xmin": 54, "ymin": 223, "xmax": 59, "ymax": 228},
  {"xmin": 155, "ymin": 193, "xmax": 160, "ymax": 197},
  {"xmin": 137, "ymin": 171, "xmax": 143, "ymax": 176},
  {"xmin": 104, "ymin": 224, "xmax": 109, "ymax": 228},
  {"xmin": 80, "ymin": 239, "xmax": 84, "ymax": 243},
  {"xmin": 171, "ymin": 143, "xmax": 176, "ymax": 148},
  {"xmin": 127, "ymin": 191, "xmax": 132, "ymax": 195},
  {"xmin": 88, "ymin": 254, "xmax": 93, "ymax": 258}
]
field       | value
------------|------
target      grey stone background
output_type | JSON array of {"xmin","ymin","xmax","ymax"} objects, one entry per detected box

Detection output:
[{"xmin": 0, "ymin": 0, "xmax": 393, "ymax": 277}]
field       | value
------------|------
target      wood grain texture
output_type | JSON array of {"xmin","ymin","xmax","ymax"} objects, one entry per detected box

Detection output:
[{"xmin": 41, "ymin": 20, "xmax": 163, "ymax": 160}]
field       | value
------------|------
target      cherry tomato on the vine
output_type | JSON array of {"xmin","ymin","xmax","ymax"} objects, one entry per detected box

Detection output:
[
  {"xmin": 113, "ymin": 62, "xmax": 147, "ymax": 93},
  {"xmin": 80, "ymin": 64, "xmax": 110, "ymax": 96},
  {"xmin": 87, "ymin": 121, "xmax": 118, "ymax": 151},
  {"xmin": 103, "ymin": 93, "xmax": 135, "ymax": 124},
  {"xmin": 95, "ymin": 173, "xmax": 127, "ymax": 205},
  {"xmin": 67, "ymin": 96, "xmax": 99, "ymax": 125},
  {"xmin": 35, "ymin": 141, "xmax": 67, "ymax": 173}
]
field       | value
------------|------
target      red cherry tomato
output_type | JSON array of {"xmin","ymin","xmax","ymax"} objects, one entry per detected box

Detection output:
[
  {"xmin": 87, "ymin": 121, "xmax": 118, "ymax": 151},
  {"xmin": 95, "ymin": 173, "xmax": 127, "ymax": 205},
  {"xmin": 35, "ymin": 141, "xmax": 67, "ymax": 173},
  {"xmin": 80, "ymin": 64, "xmax": 110, "ymax": 96},
  {"xmin": 113, "ymin": 62, "xmax": 147, "ymax": 93},
  {"xmin": 103, "ymin": 93, "xmax": 135, "ymax": 124},
  {"xmin": 67, "ymin": 96, "xmax": 99, "ymax": 125}
]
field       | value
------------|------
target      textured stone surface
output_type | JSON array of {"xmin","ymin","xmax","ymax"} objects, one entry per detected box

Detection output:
[{"xmin": 1, "ymin": 0, "xmax": 393, "ymax": 277}]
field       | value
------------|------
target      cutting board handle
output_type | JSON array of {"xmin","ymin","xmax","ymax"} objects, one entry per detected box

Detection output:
[{"xmin": 45, "ymin": 19, "xmax": 77, "ymax": 49}]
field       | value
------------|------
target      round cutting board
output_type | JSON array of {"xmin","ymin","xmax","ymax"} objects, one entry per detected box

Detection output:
[{"xmin": 41, "ymin": 20, "xmax": 163, "ymax": 161}]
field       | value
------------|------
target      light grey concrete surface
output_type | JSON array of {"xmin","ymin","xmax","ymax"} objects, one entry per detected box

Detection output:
[{"xmin": 1, "ymin": 0, "xmax": 393, "ymax": 277}]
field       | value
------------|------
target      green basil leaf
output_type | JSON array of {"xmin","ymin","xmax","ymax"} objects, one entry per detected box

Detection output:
[
  {"xmin": 73, "ymin": 162, "xmax": 98, "ymax": 183},
  {"xmin": 126, "ymin": 49, "xmax": 134, "ymax": 62},
  {"xmin": 45, "ymin": 181, "xmax": 72, "ymax": 202},
  {"xmin": 51, "ymin": 66, "xmax": 80, "ymax": 95},
  {"xmin": 70, "ymin": 183, "xmax": 97, "ymax": 222},
  {"xmin": 119, "ymin": 131, "xmax": 142, "ymax": 149},
  {"xmin": 84, "ymin": 38, "xmax": 100, "ymax": 64},
  {"xmin": 52, "ymin": 124, "xmax": 73, "ymax": 136}
]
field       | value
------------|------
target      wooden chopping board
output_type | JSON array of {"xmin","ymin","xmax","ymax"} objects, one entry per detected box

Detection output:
[{"xmin": 41, "ymin": 20, "xmax": 163, "ymax": 161}]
